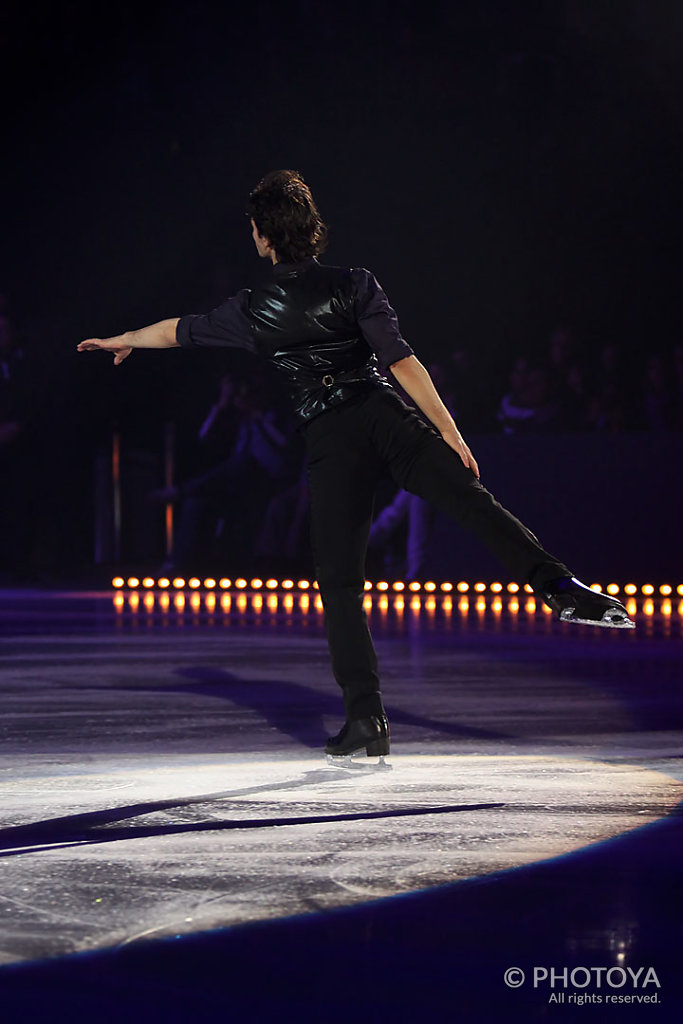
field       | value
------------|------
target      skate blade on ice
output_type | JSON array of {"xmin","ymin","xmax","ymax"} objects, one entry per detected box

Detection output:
[
  {"xmin": 326, "ymin": 753, "xmax": 392, "ymax": 771},
  {"xmin": 560, "ymin": 607, "xmax": 635, "ymax": 628}
]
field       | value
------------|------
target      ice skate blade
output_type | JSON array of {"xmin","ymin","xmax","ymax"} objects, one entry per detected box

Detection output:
[
  {"xmin": 326, "ymin": 753, "xmax": 392, "ymax": 771},
  {"xmin": 559, "ymin": 608, "xmax": 635, "ymax": 629}
]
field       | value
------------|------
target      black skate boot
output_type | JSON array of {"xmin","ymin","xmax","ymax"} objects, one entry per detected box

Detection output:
[
  {"xmin": 325, "ymin": 715, "xmax": 391, "ymax": 759},
  {"xmin": 541, "ymin": 576, "xmax": 635, "ymax": 629}
]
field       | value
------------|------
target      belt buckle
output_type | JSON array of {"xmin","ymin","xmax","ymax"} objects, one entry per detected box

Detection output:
[{"xmin": 321, "ymin": 374, "xmax": 335, "ymax": 388}]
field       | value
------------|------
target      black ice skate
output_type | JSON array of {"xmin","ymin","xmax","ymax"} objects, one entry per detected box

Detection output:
[
  {"xmin": 325, "ymin": 715, "xmax": 391, "ymax": 767},
  {"xmin": 541, "ymin": 576, "xmax": 635, "ymax": 629}
]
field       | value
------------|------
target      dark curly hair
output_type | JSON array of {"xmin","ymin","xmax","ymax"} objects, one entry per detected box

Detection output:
[{"xmin": 246, "ymin": 169, "xmax": 328, "ymax": 263}]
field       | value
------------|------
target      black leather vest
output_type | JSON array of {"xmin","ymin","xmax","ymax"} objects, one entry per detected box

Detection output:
[{"xmin": 247, "ymin": 260, "xmax": 390, "ymax": 424}]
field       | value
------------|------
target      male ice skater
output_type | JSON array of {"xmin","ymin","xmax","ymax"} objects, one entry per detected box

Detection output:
[{"xmin": 78, "ymin": 169, "xmax": 634, "ymax": 760}]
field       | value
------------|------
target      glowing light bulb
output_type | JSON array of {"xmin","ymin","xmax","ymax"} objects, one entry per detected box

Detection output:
[
  {"xmin": 219, "ymin": 578, "xmax": 231, "ymax": 589},
  {"xmin": 440, "ymin": 582, "xmax": 453, "ymax": 592},
  {"xmin": 112, "ymin": 577, "xmax": 124, "ymax": 589},
  {"xmin": 364, "ymin": 581, "xmax": 373, "ymax": 591},
  {"xmin": 127, "ymin": 577, "xmax": 140, "ymax": 589},
  {"xmin": 624, "ymin": 584, "xmax": 637, "ymax": 595},
  {"xmin": 409, "ymin": 582, "xmax": 421, "ymax": 592},
  {"xmin": 297, "ymin": 580, "xmax": 310, "ymax": 590},
  {"xmin": 424, "ymin": 582, "xmax": 436, "ymax": 592},
  {"xmin": 606, "ymin": 584, "xmax": 620, "ymax": 595},
  {"xmin": 490, "ymin": 582, "xmax": 502, "ymax": 593},
  {"xmin": 642, "ymin": 584, "xmax": 654, "ymax": 596},
  {"xmin": 188, "ymin": 578, "xmax": 200, "ymax": 589},
  {"xmin": 659, "ymin": 584, "xmax": 672, "ymax": 596},
  {"xmin": 457, "ymin": 582, "xmax": 469, "ymax": 593},
  {"xmin": 158, "ymin": 577, "xmax": 170, "ymax": 589},
  {"xmin": 203, "ymin": 578, "xmax": 216, "ymax": 589},
  {"xmin": 393, "ymin": 581, "xmax": 405, "ymax": 591},
  {"xmin": 235, "ymin": 578, "xmax": 247, "ymax": 589},
  {"xmin": 172, "ymin": 577, "xmax": 185, "ymax": 589},
  {"xmin": 142, "ymin": 577, "xmax": 155, "ymax": 589},
  {"xmin": 265, "ymin": 579, "xmax": 278, "ymax": 589},
  {"xmin": 507, "ymin": 582, "xmax": 519, "ymax": 593},
  {"xmin": 250, "ymin": 578, "xmax": 263, "ymax": 589},
  {"xmin": 282, "ymin": 579, "xmax": 294, "ymax": 590}
]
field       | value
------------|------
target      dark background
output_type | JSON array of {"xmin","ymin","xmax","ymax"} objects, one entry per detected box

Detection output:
[{"xmin": 1, "ymin": 0, "xmax": 681, "ymax": 580}]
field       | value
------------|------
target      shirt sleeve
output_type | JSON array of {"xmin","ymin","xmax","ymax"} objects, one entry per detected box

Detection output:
[
  {"xmin": 176, "ymin": 288, "xmax": 255, "ymax": 352},
  {"xmin": 351, "ymin": 268, "xmax": 414, "ymax": 370}
]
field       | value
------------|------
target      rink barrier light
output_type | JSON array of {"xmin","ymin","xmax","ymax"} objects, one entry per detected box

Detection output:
[
  {"xmin": 110, "ymin": 576, "xmax": 683, "ymax": 622},
  {"xmin": 111, "ymin": 576, "xmax": 681, "ymax": 598}
]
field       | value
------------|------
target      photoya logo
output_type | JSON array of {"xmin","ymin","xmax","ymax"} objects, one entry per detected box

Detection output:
[{"xmin": 504, "ymin": 966, "xmax": 661, "ymax": 990}]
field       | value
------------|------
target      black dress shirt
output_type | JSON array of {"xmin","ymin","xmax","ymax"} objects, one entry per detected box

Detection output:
[{"xmin": 176, "ymin": 258, "xmax": 414, "ymax": 424}]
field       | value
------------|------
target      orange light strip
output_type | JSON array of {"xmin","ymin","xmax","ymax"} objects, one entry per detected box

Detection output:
[
  {"xmin": 112, "ymin": 576, "xmax": 683, "ymax": 597},
  {"xmin": 112, "ymin": 589, "xmax": 683, "ymax": 619}
]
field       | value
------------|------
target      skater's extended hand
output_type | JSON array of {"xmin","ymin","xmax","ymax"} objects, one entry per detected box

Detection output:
[
  {"xmin": 441, "ymin": 423, "xmax": 480, "ymax": 478},
  {"xmin": 77, "ymin": 336, "xmax": 133, "ymax": 366}
]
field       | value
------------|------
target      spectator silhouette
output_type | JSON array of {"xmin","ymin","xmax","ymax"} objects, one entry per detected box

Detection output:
[
  {"xmin": 0, "ymin": 304, "xmax": 38, "ymax": 580},
  {"xmin": 497, "ymin": 355, "xmax": 564, "ymax": 434},
  {"xmin": 152, "ymin": 372, "xmax": 296, "ymax": 572},
  {"xmin": 640, "ymin": 351, "xmax": 679, "ymax": 431},
  {"xmin": 586, "ymin": 343, "xmax": 632, "ymax": 433}
]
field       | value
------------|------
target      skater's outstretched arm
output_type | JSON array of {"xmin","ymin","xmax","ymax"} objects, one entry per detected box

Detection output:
[
  {"xmin": 390, "ymin": 354, "xmax": 480, "ymax": 479},
  {"xmin": 77, "ymin": 318, "xmax": 181, "ymax": 365}
]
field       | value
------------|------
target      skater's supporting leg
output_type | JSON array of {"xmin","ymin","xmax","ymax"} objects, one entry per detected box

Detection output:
[{"xmin": 305, "ymin": 403, "xmax": 385, "ymax": 722}]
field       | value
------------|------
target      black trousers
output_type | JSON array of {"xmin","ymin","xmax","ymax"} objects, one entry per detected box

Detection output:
[{"xmin": 303, "ymin": 388, "xmax": 570, "ymax": 721}]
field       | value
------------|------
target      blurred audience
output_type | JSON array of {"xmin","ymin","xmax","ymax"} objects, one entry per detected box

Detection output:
[
  {"xmin": 497, "ymin": 355, "xmax": 566, "ymax": 433},
  {"xmin": 0, "ymin": 303, "xmax": 38, "ymax": 581},
  {"xmin": 151, "ymin": 371, "xmax": 301, "ymax": 572},
  {"xmin": 3, "ymin": 284, "xmax": 683, "ymax": 582}
]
